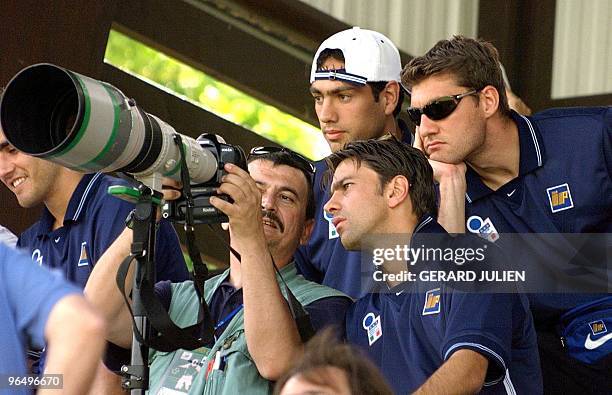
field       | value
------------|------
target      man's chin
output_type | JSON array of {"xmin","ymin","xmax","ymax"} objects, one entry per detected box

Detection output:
[
  {"xmin": 428, "ymin": 152, "xmax": 463, "ymax": 165},
  {"xmin": 339, "ymin": 235, "xmax": 360, "ymax": 251}
]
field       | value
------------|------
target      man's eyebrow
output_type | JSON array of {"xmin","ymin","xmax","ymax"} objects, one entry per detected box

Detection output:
[
  {"xmin": 331, "ymin": 176, "xmax": 351, "ymax": 193},
  {"xmin": 255, "ymin": 181, "xmax": 301, "ymax": 200},
  {"xmin": 309, "ymin": 84, "xmax": 357, "ymax": 95},
  {"xmin": 279, "ymin": 186, "xmax": 300, "ymax": 198},
  {"xmin": 0, "ymin": 140, "xmax": 9, "ymax": 150}
]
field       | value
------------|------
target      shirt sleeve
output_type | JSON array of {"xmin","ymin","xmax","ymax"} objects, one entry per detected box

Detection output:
[
  {"xmin": 294, "ymin": 246, "xmax": 323, "ymax": 283},
  {"xmin": 305, "ymin": 296, "xmax": 351, "ymax": 334},
  {"xmin": 154, "ymin": 220, "xmax": 189, "ymax": 282},
  {"xmin": 90, "ymin": 187, "xmax": 188, "ymax": 283},
  {"xmin": 2, "ymin": 245, "xmax": 81, "ymax": 350},
  {"xmin": 441, "ymin": 290, "xmax": 512, "ymax": 386}
]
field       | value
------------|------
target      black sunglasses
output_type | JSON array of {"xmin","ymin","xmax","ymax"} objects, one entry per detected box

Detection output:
[
  {"xmin": 406, "ymin": 89, "xmax": 480, "ymax": 126},
  {"xmin": 248, "ymin": 146, "xmax": 316, "ymax": 174}
]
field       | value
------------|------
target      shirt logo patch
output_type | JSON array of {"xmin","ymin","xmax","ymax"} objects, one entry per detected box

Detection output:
[
  {"xmin": 31, "ymin": 249, "xmax": 44, "ymax": 266},
  {"xmin": 78, "ymin": 241, "xmax": 89, "ymax": 267},
  {"xmin": 423, "ymin": 288, "xmax": 441, "ymax": 315},
  {"xmin": 547, "ymin": 183, "xmax": 574, "ymax": 213},
  {"xmin": 466, "ymin": 215, "xmax": 499, "ymax": 243},
  {"xmin": 324, "ymin": 210, "xmax": 339, "ymax": 239},
  {"xmin": 585, "ymin": 320, "xmax": 612, "ymax": 350},
  {"xmin": 590, "ymin": 320, "xmax": 607, "ymax": 336},
  {"xmin": 362, "ymin": 313, "xmax": 382, "ymax": 346}
]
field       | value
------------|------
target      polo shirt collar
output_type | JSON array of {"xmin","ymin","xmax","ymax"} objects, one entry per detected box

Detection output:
[
  {"xmin": 465, "ymin": 110, "xmax": 546, "ymax": 203},
  {"xmin": 34, "ymin": 173, "xmax": 103, "ymax": 237},
  {"xmin": 65, "ymin": 172, "xmax": 103, "ymax": 223}
]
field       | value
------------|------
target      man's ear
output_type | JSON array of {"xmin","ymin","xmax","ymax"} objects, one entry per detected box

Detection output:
[
  {"xmin": 381, "ymin": 81, "xmax": 401, "ymax": 116},
  {"xmin": 386, "ymin": 175, "xmax": 410, "ymax": 209},
  {"xmin": 480, "ymin": 85, "xmax": 500, "ymax": 119},
  {"xmin": 299, "ymin": 219, "xmax": 315, "ymax": 245}
]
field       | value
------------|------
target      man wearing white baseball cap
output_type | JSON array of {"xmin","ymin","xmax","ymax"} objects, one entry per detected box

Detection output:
[{"xmin": 295, "ymin": 27, "xmax": 411, "ymax": 298}]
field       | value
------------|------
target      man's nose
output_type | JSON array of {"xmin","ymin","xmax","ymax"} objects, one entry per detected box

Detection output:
[
  {"xmin": 318, "ymin": 98, "xmax": 338, "ymax": 124},
  {"xmin": 261, "ymin": 191, "xmax": 277, "ymax": 211},
  {"xmin": 323, "ymin": 190, "xmax": 340, "ymax": 215}
]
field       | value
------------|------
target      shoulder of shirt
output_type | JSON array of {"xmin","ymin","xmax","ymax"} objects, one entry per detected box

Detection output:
[{"xmin": 532, "ymin": 106, "xmax": 609, "ymax": 124}]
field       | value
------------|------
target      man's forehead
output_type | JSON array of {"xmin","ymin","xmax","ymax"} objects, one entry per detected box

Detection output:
[
  {"xmin": 410, "ymin": 73, "xmax": 462, "ymax": 104},
  {"xmin": 248, "ymin": 160, "xmax": 307, "ymax": 190},
  {"xmin": 0, "ymin": 130, "xmax": 9, "ymax": 149},
  {"xmin": 332, "ymin": 158, "xmax": 361, "ymax": 180},
  {"xmin": 310, "ymin": 77, "xmax": 360, "ymax": 93}
]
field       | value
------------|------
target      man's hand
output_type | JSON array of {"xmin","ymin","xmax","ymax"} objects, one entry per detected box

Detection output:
[
  {"xmin": 413, "ymin": 127, "xmax": 467, "ymax": 233},
  {"xmin": 209, "ymin": 164, "xmax": 265, "ymax": 244}
]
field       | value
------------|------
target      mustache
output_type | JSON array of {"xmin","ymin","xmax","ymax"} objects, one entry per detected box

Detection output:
[{"xmin": 262, "ymin": 210, "xmax": 285, "ymax": 233}]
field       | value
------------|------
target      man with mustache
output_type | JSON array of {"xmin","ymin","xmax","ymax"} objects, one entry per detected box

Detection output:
[
  {"xmin": 87, "ymin": 148, "xmax": 351, "ymax": 394},
  {"xmin": 295, "ymin": 27, "xmax": 411, "ymax": 299},
  {"xmin": 402, "ymin": 36, "xmax": 611, "ymax": 393},
  {"xmin": 324, "ymin": 138, "xmax": 541, "ymax": 394}
]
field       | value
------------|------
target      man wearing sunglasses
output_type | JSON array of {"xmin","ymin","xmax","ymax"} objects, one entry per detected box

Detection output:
[
  {"xmin": 87, "ymin": 148, "xmax": 350, "ymax": 394},
  {"xmin": 402, "ymin": 36, "xmax": 611, "ymax": 393},
  {"xmin": 295, "ymin": 27, "xmax": 412, "ymax": 299}
]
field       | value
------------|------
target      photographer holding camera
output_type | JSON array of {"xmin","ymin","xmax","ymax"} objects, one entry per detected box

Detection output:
[{"xmin": 86, "ymin": 148, "xmax": 351, "ymax": 394}]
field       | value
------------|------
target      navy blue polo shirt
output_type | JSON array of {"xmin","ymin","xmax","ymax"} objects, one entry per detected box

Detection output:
[
  {"xmin": 294, "ymin": 123, "xmax": 413, "ymax": 298},
  {"xmin": 17, "ymin": 173, "xmax": 189, "ymax": 373},
  {"xmin": 17, "ymin": 173, "xmax": 189, "ymax": 286},
  {"xmin": 345, "ymin": 216, "xmax": 542, "ymax": 394},
  {"xmin": 463, "ymin": 108, "xmax": 611, "ymax": 319}
]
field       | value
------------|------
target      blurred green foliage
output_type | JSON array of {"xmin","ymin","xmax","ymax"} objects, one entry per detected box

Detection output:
[{"xmin": 104, "ymin": 30, "xmax": 330, "ymax": 160}]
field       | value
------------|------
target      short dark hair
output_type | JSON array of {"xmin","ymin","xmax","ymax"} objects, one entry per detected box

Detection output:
[
  {"xmin": 247, "ymin": 151, "xmax": 315, "ymax": 220},
  {"xmin": 274, "ymin": 329, "xmax": 393, "ymax": 395},
  {"xmin": 316, "ymin": 49, "xmax": 404, "ymax": 117},
  {"xmin": 402, "ymin": 35, "xmax": 510, "ymax": 116},
  {"xmin": 326, "ymin": 138, "xmax": 438, "ymax": 220}
]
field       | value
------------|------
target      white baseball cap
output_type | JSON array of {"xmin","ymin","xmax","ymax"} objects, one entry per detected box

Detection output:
[{"xmin": 310, "ymin": 27, "xmax": 402, "ymax": 86}]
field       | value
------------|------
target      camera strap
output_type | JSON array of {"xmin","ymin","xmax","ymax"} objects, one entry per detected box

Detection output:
[
  {"xmin": 116, "ymin": 252, "xmax": 214, "ymax": 352},
  {"xmin": 114, "ymin": 134, "xmax": 218, "ymax": 352},
  {"xmin": 204, "ymin": 229, "xmax": 315, "ymax": 343}
]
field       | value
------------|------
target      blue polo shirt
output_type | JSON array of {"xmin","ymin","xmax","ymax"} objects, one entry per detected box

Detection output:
[
  {"xmin": 17, "ymin": 173, "xmax": 190, "ymax": 373},
  {"xmin": 0, "ymin": 244, "xmax": 80, "ymax": 394},
  {"xmin": 17, "ymin": 173, "xmax": 189, "ymax": 286},
  {"xmin": 346, "ymin": 217, "xmax": 542, "ymax": 394},
  {"xmin": 294, "ymin": 123, "xmax": 413, "ymax": 298},
  {"xmin": 463, "ymin": 108, "xmax": 611, "ymax": 317},
  {"xmin": 463, "ymin": 107, "xmax": 611, "ymax": 391}
]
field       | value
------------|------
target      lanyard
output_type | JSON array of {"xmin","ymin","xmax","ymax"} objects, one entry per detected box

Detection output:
[{"xmin": 214, "ymin": 304, "xmax": 244, "ymax": 331}]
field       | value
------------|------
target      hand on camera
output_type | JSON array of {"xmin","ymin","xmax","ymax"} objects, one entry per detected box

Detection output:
[{"xmin": 209, "ymin": 164, "xmax": 264, "ymax": 243}]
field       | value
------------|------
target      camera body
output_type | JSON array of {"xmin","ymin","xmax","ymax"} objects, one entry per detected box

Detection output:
[{"xmin": 162, "ymin": 134, "xmax": 246, "ymax": 224}]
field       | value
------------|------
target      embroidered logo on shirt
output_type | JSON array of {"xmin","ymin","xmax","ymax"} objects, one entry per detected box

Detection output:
[
  {"xmin": 466, "ymin": 215, "xmax": 499, "ymax": 243},
  {"xmin": 78, "ymin": 241, "xmax": 89, "ymax": 267},
  {"xmin": 585, "ymin": 321, "xmax": 612, "ymax": 350},
  {"xmin": 546, "ymin": 183, "xmax": 574, "ymax": 213},
  {"xmin": 422, "ymin": 288, "xmax": 441, "ymax": 315},
  {"xmin": 362, "ymin": 313, "xmax": 382, "ymax": 346},
  {"xmin": 324, "ymin": 210, "xmax": 339, "ymax": 239},
  {"xmin": 31, "ymin": 249, "xmax": 44, "ymax": 266},
  {"xmin": 590, "ymin": 320, "xmax": 607, "ymax": 336}
]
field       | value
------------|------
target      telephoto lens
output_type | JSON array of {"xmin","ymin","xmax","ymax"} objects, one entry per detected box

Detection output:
[{"xmin": 0, "ymin": 63, "xmax": 219, "ymax": 189}]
